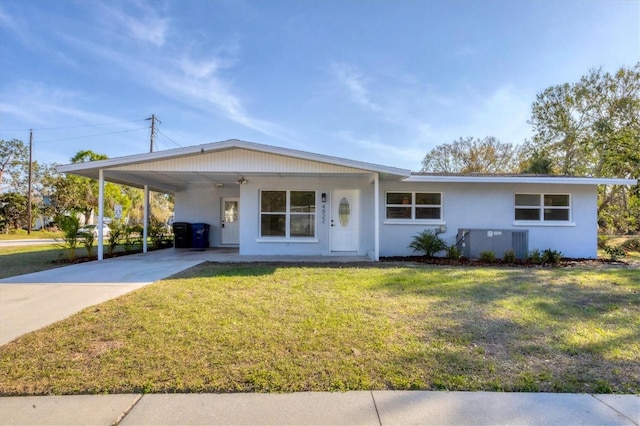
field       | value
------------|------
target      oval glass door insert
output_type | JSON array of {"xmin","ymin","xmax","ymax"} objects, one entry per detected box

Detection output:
[{"xmin": 338, "ymin": 197, "xmax": 350, "ymax": 227}]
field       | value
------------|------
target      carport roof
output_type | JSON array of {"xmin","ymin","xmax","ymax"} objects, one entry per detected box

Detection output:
[{"xmin": 57, "ymin": 139, "xmax": 412, "ymax": 193}]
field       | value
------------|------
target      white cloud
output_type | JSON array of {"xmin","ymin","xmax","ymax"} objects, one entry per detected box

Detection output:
[
  {"xmin": 96, "ymin": 0, "xmax": 168, "ymax": 46},
  {"xmin": 331, "ymin": 63, "xmax": 380, "ymax": 111},
  {"xmin": 460, "ymin": 84, "xmax": 533, "ymax": 144},
  {"xmin": 334, "ymin": 130, "xmax": 426, "ymax": 170},
  {"xmin": 0, "ymin": 82, "xmax": 120, "ymax": 126},
  {"xmin": 321, "ymin": 68, "xmax": 534, "ymax": 169},
  {"xmin": 0, "ymin": 4, "xmax": 43, "ymax": 50},
  {"xmin": 0, "ymin": 4, "xmax": 17, "ymax": 31},
  {"xmin": 130, "ymin": 52, "xmax": 290, "ymax": 141},
  {"xmin": 57, "ymin": 6, "xmax": 294, "ymax": 144}
]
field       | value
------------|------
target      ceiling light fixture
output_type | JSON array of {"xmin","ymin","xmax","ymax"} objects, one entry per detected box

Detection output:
[{"xmin": 236, "ymin": 177, "xmax": 248, "ymax": 185}]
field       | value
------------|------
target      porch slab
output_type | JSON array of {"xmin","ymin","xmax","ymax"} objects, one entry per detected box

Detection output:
[{"xmin": 169, "ymin": 247, "xmax": 373, "ymax": 264}]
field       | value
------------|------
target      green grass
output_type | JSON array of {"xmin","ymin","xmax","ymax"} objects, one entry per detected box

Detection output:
[
  {"xmin": 0, "ymin": 245, "xmax": 69, "ymax": 278},
  {"xmin": 1, "ymin": 264, "xmax": 638, "ymax": 395},
  {"xmin": 0, "ymin": 243, "xmax": 145, "ymax": 279},
  {"xmin": 0, "ymin": 229, "xmax": 63, "ymax": 241},
  {"xmin": 599, "ymin": 235, "xmax": 640, "ymax": 263}
]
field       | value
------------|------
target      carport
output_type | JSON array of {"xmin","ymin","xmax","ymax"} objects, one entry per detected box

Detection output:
[{"xmin": 57, "ymin": 139, "xmax": 407, "ymax": 261}]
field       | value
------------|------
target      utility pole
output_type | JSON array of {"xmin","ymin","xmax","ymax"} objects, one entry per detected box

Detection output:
[
  {"xmin": 27, "ymin": 129, "xmax": 33, "ymax": 235},
  {"xmin": 146, "ymin": 114, "xmax": 161, "ymax": 153},
  {"xmin": 144, "ymin": 115, "xmax": 160, "ymax": 247}
]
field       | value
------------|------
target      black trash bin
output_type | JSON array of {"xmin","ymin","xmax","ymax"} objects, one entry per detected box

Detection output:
[
  {"xmin": 192, "ymin": 223, "xmax": 210, "ymax": 250},
  {"xmin": 173, "ymin": 222, "xmax": 192, "ymax": 248}
]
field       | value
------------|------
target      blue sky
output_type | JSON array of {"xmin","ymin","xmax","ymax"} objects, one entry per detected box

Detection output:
[{"xmin": 0, "ymin": 0, "xmax": 637, "ymax": 170}]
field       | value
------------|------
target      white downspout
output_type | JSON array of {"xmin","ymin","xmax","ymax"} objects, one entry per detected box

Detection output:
[
  {"xmin": 374, "ymin": 172, "xmax": 380, "ymax": 261},
  {"xmin": 98, "ymin": 169, "xmax": 104, "ymax": 261},
  {"xmin": 143, "ymin": 185, "xmax": 149, "ymax": 253}
]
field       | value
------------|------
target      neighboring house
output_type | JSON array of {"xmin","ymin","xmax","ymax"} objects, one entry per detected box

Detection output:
[{"xmin": 57, "ymin": 140, "xmax": 636, "ymax": 260}]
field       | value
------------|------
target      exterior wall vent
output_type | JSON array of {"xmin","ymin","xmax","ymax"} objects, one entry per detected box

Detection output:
[{"xmin": 456, "ymin": 229, "xmax": 529, "ymax": 259}]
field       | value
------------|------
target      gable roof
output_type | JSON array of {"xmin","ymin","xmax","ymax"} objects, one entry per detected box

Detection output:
[{"xmin": 57, "ymin": 139, "xmax": 411, "ymax": 192}]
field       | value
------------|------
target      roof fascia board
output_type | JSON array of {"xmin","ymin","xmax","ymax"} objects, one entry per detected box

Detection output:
[{"xmin": 403, "ymin": 175, "xmax": 637, "ymax": 185}]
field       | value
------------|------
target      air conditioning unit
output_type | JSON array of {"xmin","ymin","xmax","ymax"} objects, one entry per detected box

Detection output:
[{"xmin": 456, "ymin": 229, "xmax": 528, "ymax": 259}]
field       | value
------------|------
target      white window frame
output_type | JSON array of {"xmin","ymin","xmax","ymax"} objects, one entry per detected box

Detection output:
[
  {"xmin": 258, "ymin": 190, "xmax": 318, "ymax": 242},
  {"xmin": 514, "ymin": 193, "xmax": 574, "ymax": 227},
  {"xmin": 384, "ymin": 191, "xmax": 445, "ymax": 225}
]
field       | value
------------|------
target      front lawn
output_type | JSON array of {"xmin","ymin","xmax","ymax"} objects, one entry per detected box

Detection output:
[
  {"xmin": 0, "ymin": 229, "xmax": 63, "ymax": 241},
  {"xmin": 0, "ymin": 264, "xmax": 638, "ymax": 395},
  {"xmin": 0, "ymin": 244, "xmax": 146, "ymax": 279},
  {"xmin": 0, "ymin": 245, "xmax": 70, "ymax": 279}
]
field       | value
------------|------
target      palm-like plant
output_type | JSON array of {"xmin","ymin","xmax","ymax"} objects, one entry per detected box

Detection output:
[{"xmin": 408, "ymin": 229, "xmax": 447, "ymax": 258}]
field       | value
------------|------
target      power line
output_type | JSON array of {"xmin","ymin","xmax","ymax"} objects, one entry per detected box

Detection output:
[
  {"xmin": 0, "ymin": 118, "xmax": 148, "ymax": 132},
  {"xmin": 35, "ymin": 127, "xmax": 149, "ymax": 143},
  {"xmin": 156, "ymin": 129, "xmax": 183, "ymax": 149}
]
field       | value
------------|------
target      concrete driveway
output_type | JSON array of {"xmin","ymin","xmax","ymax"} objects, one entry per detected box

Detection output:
[{"xmin": 0, "ymin": 249, "xmax": 213, "ymax": 346}]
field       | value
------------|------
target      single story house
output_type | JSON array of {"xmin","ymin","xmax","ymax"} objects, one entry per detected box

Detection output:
[{"xmin": 58, "ymin": 139, "xmax": 636, "ymax": 260}]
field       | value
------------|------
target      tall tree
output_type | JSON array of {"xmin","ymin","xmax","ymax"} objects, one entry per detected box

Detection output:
[
  {"xmin": 54, "ymin": 151, "xmax": 144, "ymax": 223},
  {"xmin": 0, "ymin": 192, "xmax": 29, "ymax": 232},
  {"xmin": 0, "ymin": 139, "xmax": 28, "ymax": 192},
  {"xmin": 63, "ymin": 150, "xmax": 109, "ymax": 222},
  {"xmin": 528, "ymin": 63, "xmax": 640, "ymax": 178},
  {"xmin": 526, "ymin": 63, "xmax": 640, "ymax": 233},
  {"xmin": 421, "ymin": 136, "xmax": 522, "ymax": 174}
]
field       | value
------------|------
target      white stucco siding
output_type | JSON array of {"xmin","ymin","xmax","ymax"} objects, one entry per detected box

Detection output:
[
  {"xmin": 238, "ymin": 175, "xmax": 375, "ymax": 257},
  {"xmin": 110, "ymin": 149, "xmax": 369, "ymax": 174},
  {"xmin": 174, "ymin": 184, "xmax": 240, "ymax": 247},
  {"xmin": 378, "ymin": 181, "xmax": 598, "ymax": 258}
]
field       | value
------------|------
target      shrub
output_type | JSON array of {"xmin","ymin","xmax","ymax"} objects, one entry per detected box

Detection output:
[
  {"xmin": 446, "ymin": 245, "xmax": 461, "ymax": 260},
  {"xmin": 603, "ymin": 245, "xmax": 626, "ymax": 261},
  {"xmin": 542, "ymin": 249, "xmax": 563, "ymax": 264},
  {"xmin": 408, "ymin": 230, "xmax": 447, "ymax": 258},
  {"xmin": 480, "ymin": 250, "xmax": 496, "ymax": 262},
  {"xmin": 503, "ymin": 250, "xmax": 516, "ymax": 263},
  {"xmin": 529, "ymin": 249, "xmax": 542, "ymax": 264},
  {"xmin": 150, "ymin": 219, "xmax": 169, "ymax": 249},
  {"xmin": 108, "ymin": 221, "xmax": 125, "ymax": 255},
  {"xmin": 80, "ymin": 231, "xmax": 95, "ymax": 257},
  {"xmin": 619, "ymin": 238, "xmax": 640, "ymax": 252},
  {"xmin": 57, "ymin": 216, "xmax": 80, "ymax": 260},
  {"xmin": 123, "ymin": 225, "xmax": 143, "ymax": 252}
]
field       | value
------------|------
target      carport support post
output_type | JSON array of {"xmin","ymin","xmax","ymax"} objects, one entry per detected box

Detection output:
[
  {"xmin": 373, "ymin": 172, "xmax": 380, "ymax": 261},
  {"xmin": 98, "ymin": 169, "xmax": 104, "ymax": 260},
  {"xmin": 143, "ymin": 185, "xmax": 149, "ymax": 253}
]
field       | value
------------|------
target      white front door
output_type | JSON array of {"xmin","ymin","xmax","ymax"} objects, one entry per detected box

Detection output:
[
  {"xmin": 221, "ymin": 198, "xmax": 239, "ymax": 245},
  {"xmin": 330, "ymin": 190, "xmax": 359, "ymax": 252}
]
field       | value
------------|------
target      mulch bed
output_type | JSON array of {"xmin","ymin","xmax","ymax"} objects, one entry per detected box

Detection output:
[
  {"xmin": 53, "ymin": 245, "xmax": 173, "ymax": 265},
  {"xmin": 379, "ymin": 256, "xmax": 630, "ymax": 268},
  {"xmin": 52, "ymin": 248, "xmax": 632, "ymax": 268}
]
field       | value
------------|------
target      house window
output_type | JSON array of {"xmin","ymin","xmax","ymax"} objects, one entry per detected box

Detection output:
[
  {"xmin": 386, "ymin": 192, "xmax": 442, "ymax": 221},
  {"xmin": 515, "ymin": 194, "xmax": 570, "ymax": 222},
  {"xmin": 260, "ymin": 190, "xmax": 316, "ymax": 238}
]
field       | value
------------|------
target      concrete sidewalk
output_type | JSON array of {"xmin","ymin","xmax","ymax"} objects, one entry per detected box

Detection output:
[{"xmin": 0, "ymin": 391, "xmax": 638, "ymax": 425}]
